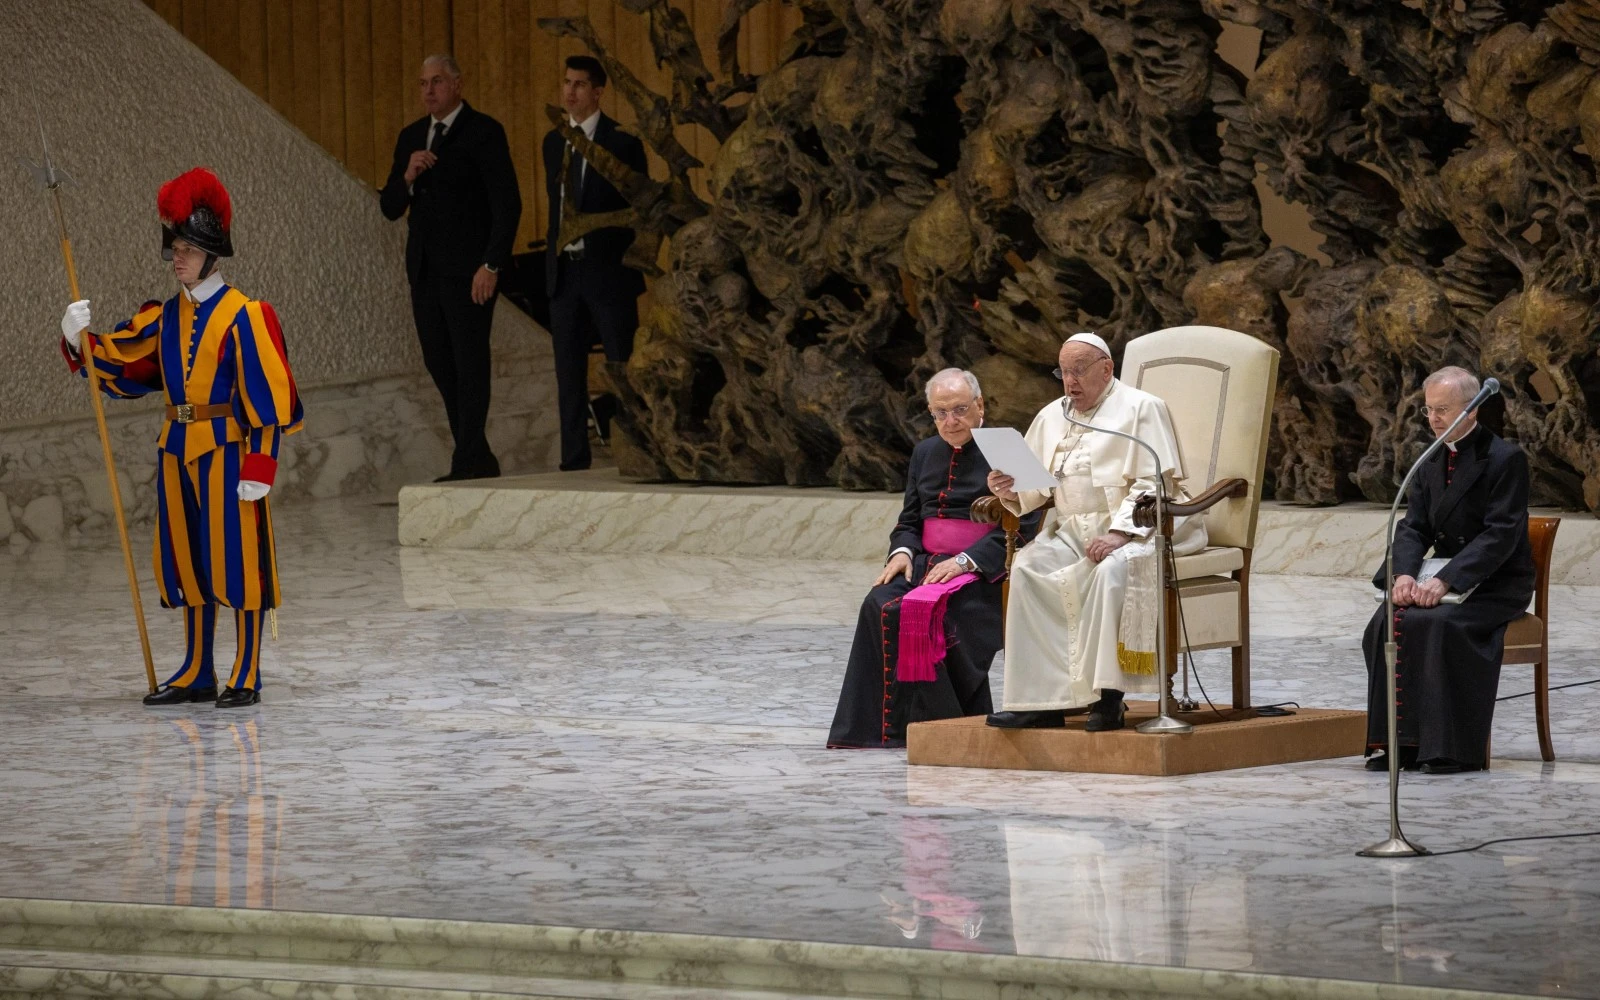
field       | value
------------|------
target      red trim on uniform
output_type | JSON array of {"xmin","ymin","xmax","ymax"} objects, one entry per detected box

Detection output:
[
  {"xmin": 61, "ymin": 337, "xmax": 84, "ymax": 373},
  {"xmin": 257, "ymin": 302, "xmax": 301, "ymax": 412},
  {"xmin": 880, "ymin": 595, "xmax": 904, "ymax": 745},
  {"xmin": 935, "ymin": 446, "xmax": 961, "ymax": 518},
  {"xmin": 240, "ymin": 453, "xmax": 278, "ymax": 487}
]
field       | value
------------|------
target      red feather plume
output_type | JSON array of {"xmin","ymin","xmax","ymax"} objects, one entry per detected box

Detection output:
[{"xmin": 156, "ymin": 168, "xmax": 232, "ymax": 230}]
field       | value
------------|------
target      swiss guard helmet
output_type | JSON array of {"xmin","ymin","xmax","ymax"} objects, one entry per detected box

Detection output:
[{"xmin": 157, "ymin": 168, "xmax": 234, "ymax": 275}]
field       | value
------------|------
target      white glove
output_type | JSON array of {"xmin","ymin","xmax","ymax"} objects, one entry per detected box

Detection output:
[
  {"xmin": 61, "ymin": 299, "xmax": 91, "ymax": 351},
  {"xmin": 237, "ymin": 480, "xmax": 271, "ymax": 502}
]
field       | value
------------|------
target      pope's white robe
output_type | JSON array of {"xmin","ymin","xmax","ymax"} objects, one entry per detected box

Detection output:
[{"xmin": 1000, "ymin": 380, "xmax": 1206, "ymax": 710}]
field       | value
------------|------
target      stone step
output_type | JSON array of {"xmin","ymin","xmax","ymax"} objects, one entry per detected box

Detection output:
[
  {"xmin": 397, "ymin": 470, "xmax": 1600, "ymax": 584},
  {"xmin": 0, "ymin": 897, "xmax": 1516, "ymax": 1000}
]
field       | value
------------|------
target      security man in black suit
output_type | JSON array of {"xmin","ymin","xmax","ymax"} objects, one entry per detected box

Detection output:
[
  {"xmin": 381, "ymin": 54, "xmax": 521, "ymax": 481},
  {"xmin": 1362, "ymin": 366, "xmax": 1535, "ymax": 775},
  {"xmin": 541, "ymin": 55, "xmax": 648, "ymax": 471}
]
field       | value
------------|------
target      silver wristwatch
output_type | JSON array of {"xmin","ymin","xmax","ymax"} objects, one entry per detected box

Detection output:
[{"xmin": 955, "ymin": 553, "xmax": 973, "ymax": 571}]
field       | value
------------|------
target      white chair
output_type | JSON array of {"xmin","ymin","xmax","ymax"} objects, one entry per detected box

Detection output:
[
  {"xmin": 1121, "ymin": 325, "xmax": 1280, "ymax": 709},
  {"xmin": 973, "ymin": 325, "xmax": 1279, "ymax": 709}
]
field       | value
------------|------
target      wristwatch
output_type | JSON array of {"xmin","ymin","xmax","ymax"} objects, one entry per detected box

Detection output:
[{"xmin": 955, "ymin": 553, "xmax": 974, "ymax": 571}]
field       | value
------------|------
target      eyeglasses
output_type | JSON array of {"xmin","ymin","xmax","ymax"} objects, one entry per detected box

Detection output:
[
  {"xmin": 1052, "ymin": 361, "xmax": 1106, "ymax": 381},
  {"xmin": 930, "ymin": 404, "xmax": 973, "ymax": 422},
  {"xmin": 1419, "ymin": 405, "xmax": 1463, "ymax": 418}
]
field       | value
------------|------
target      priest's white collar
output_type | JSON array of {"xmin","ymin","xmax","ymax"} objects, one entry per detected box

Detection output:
[
  {"xmin": 184, "ymin": 272, "xmax": 226, "ymax": 305},
  {"xmin": 1444, "ymin": 422, "xmax": 1480, "ymax": 453}
]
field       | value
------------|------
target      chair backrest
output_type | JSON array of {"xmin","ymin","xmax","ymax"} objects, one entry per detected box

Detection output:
[
  {"xmin": 1119, "ymin": 325, "xmax": 1280, "ymax": 550},
  {"xmin": 1528, "ymin": 516, "xmax": 1559, "ymax": 623}
]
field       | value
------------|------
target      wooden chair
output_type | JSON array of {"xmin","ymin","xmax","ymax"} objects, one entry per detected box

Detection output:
[
  {"xmin": 1498, "ymin": 515, "xmax": 1559, "ymax": 762},
  {"xmin": 974, "ymin": 325, "xmax": 1279, "ymax": 709}
]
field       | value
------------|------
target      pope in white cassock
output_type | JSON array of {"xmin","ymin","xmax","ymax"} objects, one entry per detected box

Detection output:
[{"xmin": 985, "ymin": 333, "xmax": 1206, "ymax": 732}]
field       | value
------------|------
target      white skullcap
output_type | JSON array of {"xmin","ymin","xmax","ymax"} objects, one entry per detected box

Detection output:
[{"xmin": 1065, "ymin": 332, "xmax": 1111, "ymax": 358}]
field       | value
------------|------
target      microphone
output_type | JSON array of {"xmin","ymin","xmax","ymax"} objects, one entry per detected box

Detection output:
[
  {"xmin": 1463, "ymin": 377, "xmax": 1500, "ymax": 414},
  {"xmin": 1058, "ymin": 400, "xmax": 1192, "ymax": 734},
  {"xmin": 1362, "ymin": 375, "xmax": 1496, "ymax": 856}
]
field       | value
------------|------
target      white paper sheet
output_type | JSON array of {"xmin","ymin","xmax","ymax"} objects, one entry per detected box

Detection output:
[{"xmin": 970, "ymin": 427, "xmax": 1057, "ymax": 492}]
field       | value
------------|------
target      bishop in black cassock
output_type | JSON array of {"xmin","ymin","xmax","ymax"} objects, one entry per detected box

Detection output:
[
  {"xmin": 828, "ymin": 370, "xmax": 1041, "ymax": 749},
  {"xmin": 1363, "ymin": 370, "xmax": 1534, "ymax": 774}
]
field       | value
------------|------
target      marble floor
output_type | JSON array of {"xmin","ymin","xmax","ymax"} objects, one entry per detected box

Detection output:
[{"xmin": 1, "ymin": 495, "xmax": 1598, "ymax": 996}]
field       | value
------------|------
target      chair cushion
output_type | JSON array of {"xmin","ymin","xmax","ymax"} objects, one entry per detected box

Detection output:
[
  {"xmin": 1502, "ymin": 613, "xmax": 1544, "ymax": 661},
  {"xmin": 1173, "ymin": 546, "xmax": 1246, "ymax": 580}
]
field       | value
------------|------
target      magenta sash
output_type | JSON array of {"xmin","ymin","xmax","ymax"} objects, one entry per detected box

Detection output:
[{"xmin": 897, "ymin": 519, "xmax": 995, "ymax": 683}]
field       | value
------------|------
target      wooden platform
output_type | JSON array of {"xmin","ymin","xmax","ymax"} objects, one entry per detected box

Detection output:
[{"xmin": 906, "ymin": 704, "xmax": 1367, "ymax": 776}]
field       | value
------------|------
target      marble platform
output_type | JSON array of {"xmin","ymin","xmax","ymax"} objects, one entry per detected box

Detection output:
[
  {"xmin": 397, "ymin": 470, "xmax": 1600, "ymax": 583},
  {"xmin": 1, "ymin": 495, "xmax": 1599, "ymax": 997}
]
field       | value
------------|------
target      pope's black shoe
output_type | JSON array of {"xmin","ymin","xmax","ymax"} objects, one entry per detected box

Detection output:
[
  {"xmin": 986, "ymin": 710, "xmax": 1067, "ymax": 729},
  {"xmin": 1084, "ymin": 698, "xmax": 1127, "ymax": 733},
  {"xmin": 142, "ymin": 684, "xmax": 217, "ymax": 706},
  {"xmin": 215, "ymin": 687, "xmax": 261, "ymax": 708}
]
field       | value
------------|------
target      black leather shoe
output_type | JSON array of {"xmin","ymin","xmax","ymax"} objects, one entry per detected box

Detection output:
[
  {"xmin": 1419, "ymin": 758, "xmax": 1481, "ymax": 775},
  {"xmin": 142, "ymin": 684, "xmax": 217, "ymax": 706},
  {"xmin": 215, "ymin": 687, "xmax": 261, "ymax": 708},
  {"xmin": 986, "ymin": 710, "xmax": 1067, "ymax": 729},
  {"xmin": 1084, "ymin": 699, "xmax": 1127, "ymax": 733}
]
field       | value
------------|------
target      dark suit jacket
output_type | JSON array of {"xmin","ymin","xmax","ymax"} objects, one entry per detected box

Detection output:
[
  {"xmin": 1375, "ymin": 425, "xmax": 1535, "ymax": 604},
  {"xmin": 380, "ymin": 101, "xmax": 522, "ymax": 285},
  {"xmin": 541, "ymin": 113, "xmax": 648, "ymax": 295}
]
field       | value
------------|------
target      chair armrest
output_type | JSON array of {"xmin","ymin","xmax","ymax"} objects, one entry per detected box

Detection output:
[
  {"xmin": 970, "ymin": 495, "xmax": 1015, "ymax": 527},
  {"xmin": 1132, "ymin": 478, "xmax": 1249, "ymax": 530}
]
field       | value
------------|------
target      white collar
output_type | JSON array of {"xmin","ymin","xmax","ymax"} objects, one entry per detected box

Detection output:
[
  {"xmin": 184, "ymin": 272, "xmax": 226, "ymax": 305},
  {"xmin": 569, "ymin": 110, "xmax": 602, "ymax": 138},
  {"xmin": 1444, "ymin": 422, "xmax": 1478, "ymax": 453},
  {"xmin": 431, "ymin": 102, "xmax": 464, "ymax": 130}
]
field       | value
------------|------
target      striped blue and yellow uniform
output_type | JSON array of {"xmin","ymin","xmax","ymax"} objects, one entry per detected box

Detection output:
[{"xmin": 71, "ymin": 283, "xmax": 303, "ymax": 691}]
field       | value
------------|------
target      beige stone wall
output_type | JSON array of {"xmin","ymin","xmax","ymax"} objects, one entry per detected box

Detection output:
[
  {"xmin": 0, "ymin": 0, "xmax": 561, "ymax": 545},
  {"xmin": 2, "ymin": 0, "xmax": 420, "ymax": 431}
]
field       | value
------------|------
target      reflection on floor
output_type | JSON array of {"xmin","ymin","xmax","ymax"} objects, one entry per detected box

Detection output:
[{"xmin": 1, "ymin": 496, "xmax": 1597, "ymax": 996}]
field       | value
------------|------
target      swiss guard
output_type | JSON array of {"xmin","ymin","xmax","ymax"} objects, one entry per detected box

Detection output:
[{"xmin": 59, "ymin": 168, "xmax": 303, "ymax": 708}]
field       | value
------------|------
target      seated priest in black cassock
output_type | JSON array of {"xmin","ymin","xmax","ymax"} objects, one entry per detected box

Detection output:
[
  {"xmin": 1364, "ymin": 366, "xmax": 1534, "ymax": 775},
  {"xmin": 827, "ymin": 368, "xmax": 1041, "ymax": 749}
]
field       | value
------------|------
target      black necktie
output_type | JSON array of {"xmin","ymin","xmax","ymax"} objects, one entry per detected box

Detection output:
[
  {"xmin": 430, "ymin": 121, "xmax": 446, "ymax": 150},
  {"xmin": 566, "ymin": 144, "xmax": 586, "ymax": 210}
]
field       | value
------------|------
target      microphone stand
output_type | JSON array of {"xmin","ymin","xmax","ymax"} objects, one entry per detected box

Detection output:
[
  {"xmin": 1357, "ymin": 388, "xmax": 1491, "ymax": 859},
  {"xmin": 1061, "ymin": 401, "xmax": 1192, "ymax": 735}
]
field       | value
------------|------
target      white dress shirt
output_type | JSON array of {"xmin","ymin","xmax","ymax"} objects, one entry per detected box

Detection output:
[{"xmin": 562, "ymin": 110, "xmax": 602, "ymax": 253}]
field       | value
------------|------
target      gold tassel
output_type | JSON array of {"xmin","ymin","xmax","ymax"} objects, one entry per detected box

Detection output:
[
  {"xmin": 269, "ymin": 608, "xmax": 279, "ymax": 642},
  {"xmin": 1117, "ymin": 643, "xmax": 1157, "ymax": 676}
]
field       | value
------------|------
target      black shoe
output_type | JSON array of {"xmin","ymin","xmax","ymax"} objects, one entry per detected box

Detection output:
[
  {"xmin": 558, "ymin": 462, "xmax": 591, "ymax": 472},
  {"xmin": 985, "ymin": 710, "xmax": 1067, "ymax": 729},
  {"xmin": 215, "ymin": 687, "xmax": 261, "ymax": 708},
  {"xmin": 1418, "ymin": 758, "xmax": 1481, "ymax": 775},
  {"xmin": 142, "ymin": 684, "xmax": 217, "ymax": 706},
  {"xmin": 1084, "ymin": 698, "xmax": 1126, "ymax": 733}
]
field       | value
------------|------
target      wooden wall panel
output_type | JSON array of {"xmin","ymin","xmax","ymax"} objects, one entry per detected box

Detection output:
[{"xmin": 143, "ymin": 0, "xmax": 804, "ymax": 252}]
